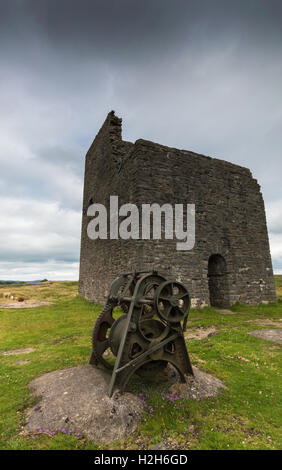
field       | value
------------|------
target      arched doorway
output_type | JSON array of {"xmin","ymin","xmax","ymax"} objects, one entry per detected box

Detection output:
[{"xmin": 208, "ymin": 254, "xmax": 230, "ymax": 308}]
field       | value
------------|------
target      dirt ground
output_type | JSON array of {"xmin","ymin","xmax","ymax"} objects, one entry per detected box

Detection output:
[
  {"xmin": 2, "ymin": 348, "xmax": 35, "ymax": 356},
  {"xmin": 0, "ymin": 301, "xmax": 54, "ymax": 309},
  {"xmin": 185, "ymin": 326, "xmax": 218, "ymax": 340}
]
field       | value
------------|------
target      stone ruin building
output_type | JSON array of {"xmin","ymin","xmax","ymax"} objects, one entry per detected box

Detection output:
[{"xmin": 79, "ymin": 111, "xmax": 276, "ymax": 308}]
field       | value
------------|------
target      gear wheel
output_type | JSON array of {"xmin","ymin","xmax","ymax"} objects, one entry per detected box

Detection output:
[
  {"xmin": 89, "ymin": 270, "xmax": 194, "ymax": 396},
  {"xmin": 89, "ymin": 300, "xmax": 116, "ymax": 369}
]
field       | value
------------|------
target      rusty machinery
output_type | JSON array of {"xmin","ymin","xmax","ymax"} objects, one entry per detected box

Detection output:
[{"xmin": 89, "ymin": 270, "xmax": 193, "ymax": 396}]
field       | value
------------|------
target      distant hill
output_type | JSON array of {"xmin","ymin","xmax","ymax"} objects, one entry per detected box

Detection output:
[{"xmin": 0, "ymin": 280, "xmax": 45, "ymax": 285}]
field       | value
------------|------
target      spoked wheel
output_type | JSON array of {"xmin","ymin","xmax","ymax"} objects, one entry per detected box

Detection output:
[
  {"xmin": 137, "ymin": 273, "xmax": 167, "ymax": 324},
  {"xmin": 155, "ymin": 280, "xmax": 190, "ymax": 323},
  {"xmin": 90, "ymin": 300, "xmax": 116, "ymax": 369}
]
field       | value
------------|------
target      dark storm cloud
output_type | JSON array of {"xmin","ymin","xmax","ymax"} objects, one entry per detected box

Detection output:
[
  {"xmin": 0, "ymin": 0, "xmax": 282, "ymax": 277},
  {"xmin": 1, "ymin": 0, "xmax": 282, "ymax": 61}
]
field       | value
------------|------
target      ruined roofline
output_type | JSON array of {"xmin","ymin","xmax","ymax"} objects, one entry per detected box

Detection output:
[
  {"xmin": 132, "ymin": 138, "xmax": 253, "ymax": 176},
  {"xmin": 88, "ymin": 111, "xmax": 253, "ymax": 177}
]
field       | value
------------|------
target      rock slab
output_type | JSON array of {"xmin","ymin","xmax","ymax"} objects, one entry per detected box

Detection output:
[
  {"xmin": 170, "ymin": 366, "xmax": 226, "ymax": 401},
  {"xmin": 248, "ymin": 329, "xmax": 282, "ymax": 344},
  {"xmin": 25, "ymin": 365, "xmax": 144, "ymax": 444}
]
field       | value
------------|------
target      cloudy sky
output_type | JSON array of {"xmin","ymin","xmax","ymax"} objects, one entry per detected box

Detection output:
[{"xmin": 0, "ymin": 0, "xmax": 281, "ymax": 280}]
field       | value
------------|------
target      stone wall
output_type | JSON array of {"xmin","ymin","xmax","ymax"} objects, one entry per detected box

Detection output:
[
  {"xmin": 79, "ymin": 111, "xmax": 142, "ymax": 303},
  {"xmin": 79, "ymin": 111, "xmax": 276, "ymax": 307}
]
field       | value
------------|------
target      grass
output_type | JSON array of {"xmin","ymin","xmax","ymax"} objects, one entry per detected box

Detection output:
[
  {"xmin": 0, "ymin": 280, "xmax": 78, "ymax": 303},
  {"xmin": 0, "ymin": 278, "xmax": 281, "ymax": 450}
]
